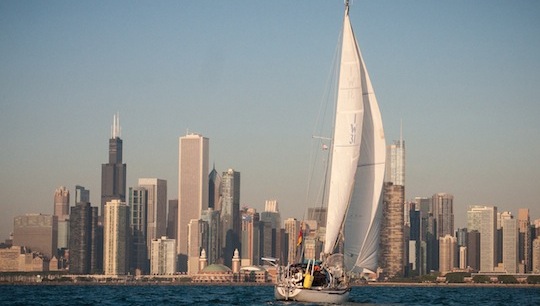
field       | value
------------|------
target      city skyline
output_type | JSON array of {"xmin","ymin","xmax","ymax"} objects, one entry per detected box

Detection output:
[{"xmin": 1, "ymin": 1, "xmax": 540, "ymax": 239}]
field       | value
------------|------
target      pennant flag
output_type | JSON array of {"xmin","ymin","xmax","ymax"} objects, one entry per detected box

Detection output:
[{"xmin": 297, "ymin": 230, "xmax": 303, "ymax": 247}]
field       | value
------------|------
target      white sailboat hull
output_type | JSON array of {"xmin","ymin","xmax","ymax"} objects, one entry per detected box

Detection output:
[{"xmin": 274, "ymin": 284, "xmax": 350, "ymax": 304}]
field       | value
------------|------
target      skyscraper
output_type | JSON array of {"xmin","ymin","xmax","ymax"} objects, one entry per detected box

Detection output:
[
  {"xmin": 208, "ymin": 164, "xmax": 221, "ymax": 211},
  {"xmin": 467, "ymin": 230, "xmax": 481, "ymax": 271},
  {"xmin": 69, "ymin": 198, "xmax": 99, "ymax": 274},
  {"xmin": 284, "ymin": 218, "xmax": 300, "ymax": 264},
  {"xmin": 138, "ymin": 178, "xmax": 167, "ymax": 256},
  {"xmin": 220, "ymin": 168, "xmax": 241, "ymax": 268},
  {"xmin": 518, "ymin": 208, "xmax": 532, "ymax": 272},
  {"xmin": 54, "ymin": 186, "xmax": 70, "ymax": 250},
  {"xmin": 151, "ymin": 236, "xmax": 177, "ymax": 275},
  {"xmin": 129, "ymin": 187, "xmax": 148, "ymax": 273},
  {"xmin": 54, "ymin": 186, "xmax": 70, "ymax": 220},
  {"xmin": 260, "ymin": 200, "xmax": 282, "ymax": 260},
  {"xmin": 201, "ymin": 208, "xmax": 220, "ymax": 265},
  {"xmin": 439, "ymin": 234, "xmax": 456, "ymax": 274},
  {"xmin": 101, "ymin": 113, "xmax": 127, "ymax": 218},
  {"xmin": 307, "ymin": 207, "xmax": 327, "ymax": 228},
  {"xmin": 432, "ymin": 193, "xmax": 454, "ymax": 238},
  {"xmin": 178, "ymin": 133, "xmax": 209, "ymax": 272},
  {"xmin": 103, "ymin": 199, "xmax": 129, "ymax": 275},
  {"xmin": 468, "ymin": 205, "xmax": 497, "ymax": 272},
  {"xmin": 533, "ymin": 238, "xmax": 540, "ymax": 273},
  {"xmin": 75, "ymin": 185, "xmax": 90, "ymax": 203},
  {"xmin": 187, "ymin": 219, "xmax": 207, "ymax": 276},
  {"xmin": 166, "ymin": 199, "xmax": 178, "ymax": 240},
  {"xmin": 379, "ymin": 182, "xmax": 404, "ymax": 277},
  {"xmin": 13, "ymin": 214, "xmax": 58, "ymax": 259},
  {"xmin": 241, "ymin": 208, "xmax": 260, "ymax": 266},
  {"xmin": 501, "ymin": 211, "xmax": 518, "ymax": 273},
  {"xmin": 385, "ymin": 124, "xmax": 405, "ymax": 186}
]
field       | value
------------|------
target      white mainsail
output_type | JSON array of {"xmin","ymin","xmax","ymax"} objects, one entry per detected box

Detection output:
[
  {"xmin": 343, "ymin": 43, "xmax": 386, "ymax": 273},
  {"xmin": 323, "ymin": 5, "xmax": 365, "ymax": 255},
  {"xmin": 323, "ymin": 6, "xmax": 385, "ymax": 273}
]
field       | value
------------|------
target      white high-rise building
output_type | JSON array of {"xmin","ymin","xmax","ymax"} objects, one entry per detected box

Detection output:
[
  {"xmin": 103, "ymin": 199, "xmax": 129, "ymax": 275},
  {"xmin": 468, "ymin": 205, "xmax": 497, "ymax": 272},
  {"xmin": 501, "ymin": 211, "xmax": 518, "ymax": 273},
  {"xmin": 150, "ymin": 236, "xmax": 177, "ymax": 275},
  {"xmin": 178, "ymin": 133, "xmax": 209, "ymax": 272}
]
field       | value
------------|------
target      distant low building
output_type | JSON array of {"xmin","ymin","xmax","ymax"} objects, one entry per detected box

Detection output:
[
  {"xmin": 0, "ymin": 246, "xmax": 50, "ymax": 272},
  {"xmin": 192, "ymin": 264, "xmax": 233, "ymax": 283}
]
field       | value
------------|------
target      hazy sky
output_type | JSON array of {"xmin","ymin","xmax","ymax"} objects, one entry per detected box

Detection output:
[{"xmin": 1, "ymin": 1, "xmax": 539, "ymax": 240}]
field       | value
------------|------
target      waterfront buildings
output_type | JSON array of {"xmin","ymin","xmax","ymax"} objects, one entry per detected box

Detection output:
[
  {"xmin": 103, "ymin": 199, "xmax": 129, "ymax": 275},
  {"xmin": 12, "ymin": 214, "xmax": 57, "ymax": 259},
  {"xmin": 101, "ymin": 113, "xmax": 127, "ymax": 218},
  {"xmin": 150, "ymin": 236, "xmax": 177, "ymax": 275},
  {"xmin": 178, "ymin": 133, "xmax": 209, "ymax": 272}
]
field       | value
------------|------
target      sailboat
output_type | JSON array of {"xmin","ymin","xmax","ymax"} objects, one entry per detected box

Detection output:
[{"xmin": 274, "ymin": 1, "xmax": 385, "ymax": 303}]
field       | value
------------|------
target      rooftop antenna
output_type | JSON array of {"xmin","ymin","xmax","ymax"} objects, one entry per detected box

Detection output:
[
  {"xmin": 112, "ymin": 112, "xmax": 121, "ymax": 139},
  {"xmin": 400, "ymin": 119, "xmax": 403, "ymax": 145}
]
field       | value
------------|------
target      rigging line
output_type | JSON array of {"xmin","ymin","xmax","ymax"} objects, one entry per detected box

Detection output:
[
  {"xmin": 357, "ymin": 162, "xmax": 385, "ymax": 167},
  {"xmin": 303, "ymin": 23, "xmax": 343, "ymax": 211}
]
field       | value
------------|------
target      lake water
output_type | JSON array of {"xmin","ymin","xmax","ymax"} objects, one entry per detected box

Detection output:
[{"xmin": 0, "ymin": 284, "xmax": 539, "ymax": 305}]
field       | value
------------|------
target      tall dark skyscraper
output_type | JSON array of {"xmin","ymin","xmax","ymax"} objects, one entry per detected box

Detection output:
[
  {"xmin": 101, "ymin": 113, "xmax": 127, "ymax": 217},
  {"xmin": 208, "ymin": 164, "xmax": 221, "ymax": 211},
  {"xmin": 69, "ymin": 187, "xmax": 99, "ymax": 275}
]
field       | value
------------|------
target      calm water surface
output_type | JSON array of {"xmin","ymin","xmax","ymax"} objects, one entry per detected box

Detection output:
[{"xmin": 0, "ymin": 284, "xmax": 539, "ymax": 305}]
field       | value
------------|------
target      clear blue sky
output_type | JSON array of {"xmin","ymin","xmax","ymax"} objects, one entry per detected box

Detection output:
[{"xmin": 1, "ymin": 1, "xmax": 539, "ymax": 240}]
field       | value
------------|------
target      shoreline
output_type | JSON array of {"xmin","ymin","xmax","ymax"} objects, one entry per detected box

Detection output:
[{"xmin": 1, "ymin": 281, "xmax": 539, "ymax": 288}]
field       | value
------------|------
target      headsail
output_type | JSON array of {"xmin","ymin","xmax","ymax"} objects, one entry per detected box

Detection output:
[{"xmin": 323, "ymin": 4, "xmax": 365, "ymax": 255}]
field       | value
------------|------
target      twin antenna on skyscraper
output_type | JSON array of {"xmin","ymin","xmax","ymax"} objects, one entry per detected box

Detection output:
[{"xmin": 111, "ymin": 112, "xmax": 121, "ymax": 139}]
